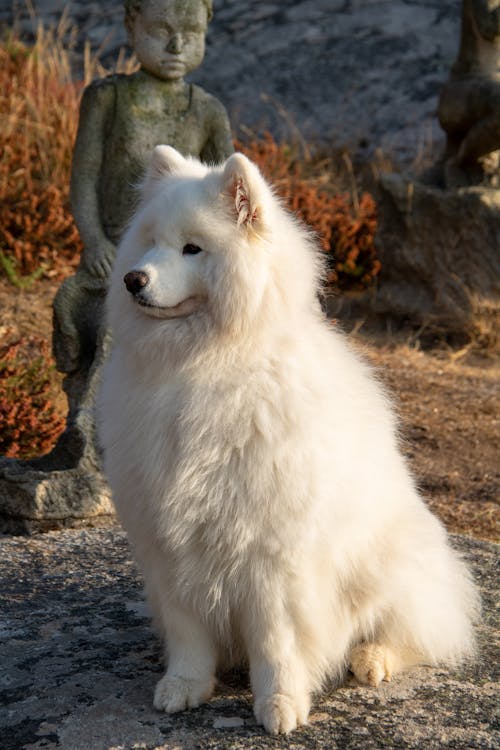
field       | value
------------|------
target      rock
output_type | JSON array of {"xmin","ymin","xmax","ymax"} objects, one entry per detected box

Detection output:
[
  {"xmin": 0, "ymin": 528, "xmax": 497, "ymax": 749},
  {"xmin": 330, "ymin": 175, "xmax": 500, "ymax": 340},
  {"xmin": 196, "ymin": 0, "xmax": 460, "ymax": 163},
  {"xmin": 0, "ymin": 459, "xmax": 114, "ymax": 534}
]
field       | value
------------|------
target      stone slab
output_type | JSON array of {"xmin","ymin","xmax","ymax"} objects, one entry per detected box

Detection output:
[
  {"xmin": 1, "ymin": 527, "xmax": 498, "ymax": 749},
  {"xmin": 0, "ymin": 458, "xmax": 114, "ymax": 535},
  {"xmin": 327, "ymin": 177, "xmax": 500, "ymax": 335}
]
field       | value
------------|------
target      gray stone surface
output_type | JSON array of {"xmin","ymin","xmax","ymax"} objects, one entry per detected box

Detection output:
[
  {"xmin": 0, "ymin": 458, "xmax": 114, "ymax": 535},
  {"xmin": 2, "ymin": 0, "xmax": 465, "ymax": 164},
  {"xmin": 328, "ymin": 176, "xmax": 500, "ymax": 334},
  {"xmin": 1, "ymin": 527, "xmax": 498, "ymax": 749},
  {"xmin": 374, "ymin": 177, "xmax": 500, "ymax": 329}
]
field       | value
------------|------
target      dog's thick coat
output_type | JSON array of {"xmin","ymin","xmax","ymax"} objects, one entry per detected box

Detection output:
[{"xmin": 99, "ymin": 147, "xmax": 479, "ymax": 734}]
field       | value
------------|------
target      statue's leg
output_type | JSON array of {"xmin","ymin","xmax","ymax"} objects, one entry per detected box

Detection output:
[
  {"xmin": 439, "ymin": 79, "xmax": 500, "ymax": 166},
  {"xmin": 52, "ymin": 275, "xmax": 84, "ymax": 376},
  {"xmin": 0, "ymin": 272, "xmax": 114, "ymax": 532},
  {"xmin": 457, "ymin": 112, "xmax": 500, "ymax": 164},
  {"xmin": 47, "ymin": 273, "xmax": 107, "ymax": 469},
  {"xmin": 437, "ymin": 80, "xmax": 472, "ymax": 148},
  {"xmin": 439, "ymin": 80, "xmax": 500, "ymax": 186}
]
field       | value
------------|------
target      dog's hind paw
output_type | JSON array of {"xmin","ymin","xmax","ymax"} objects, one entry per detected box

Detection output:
[
  {"xmin": 349, "ymin": 643, "xmax": 393, "ymax": 687},
  {"xmin": 254, "ymin": 693, "xmax": 310, "ymax": 734},
  {"xmin": 153, "ymin": 674, "xmax": 214, "ymax": 713}
]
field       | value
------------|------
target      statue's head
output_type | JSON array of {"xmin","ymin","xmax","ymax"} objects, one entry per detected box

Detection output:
[{"xmin": 124, "ymin": 0, "xmax": 213, "ymax": 80}]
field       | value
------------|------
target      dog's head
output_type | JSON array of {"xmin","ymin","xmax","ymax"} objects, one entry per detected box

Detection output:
[{"xmin": 108, "ymin": 146, "xmax": 321, "ymax": 357}]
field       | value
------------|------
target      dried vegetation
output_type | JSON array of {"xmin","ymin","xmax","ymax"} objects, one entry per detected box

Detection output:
[
  {"xmin": 0, "ymin": 21, "xmax": 82, "ymax": 283},
  {"xmin": 0, "ymin": 333, "xmax": 65, "ymax": 458},
  {"xmin": 236, "ymin": 133, "xmax": 380, "ymax": 290}
]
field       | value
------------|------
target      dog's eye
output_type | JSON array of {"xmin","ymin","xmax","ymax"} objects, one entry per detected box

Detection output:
[{"xmin": 182, "ymin": 243, "xmax": 203, "ymax": 255}]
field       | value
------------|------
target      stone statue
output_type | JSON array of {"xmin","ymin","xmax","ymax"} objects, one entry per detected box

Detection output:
[
  {"xmin": 0, "ymin": 0, "xmax": 233, "ymax": 532},
  {"xmin": 438, "ymin": 0, "xmax": 500, "ymax": 187}
]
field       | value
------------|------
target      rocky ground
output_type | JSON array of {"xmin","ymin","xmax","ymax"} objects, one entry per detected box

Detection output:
[
  {"xmin": 1, "ymin": 528, "xmax": 498, "ymax": 750},
  {"xmin": 3, "ymin": 0, "xmax": 463, "ymax": 165}
]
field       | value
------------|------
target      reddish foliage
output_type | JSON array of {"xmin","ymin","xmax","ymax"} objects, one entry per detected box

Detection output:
[
  {"xmin": 0, "ymin": 178, "xmax": 82, "ymax": 279},
  {"xmin": 0, "ymin": 336, "xmax": 65, "ymax": 458},
  {"xmin": 236, "ymin": 133, "xmax": 380, "ymax": 291}
]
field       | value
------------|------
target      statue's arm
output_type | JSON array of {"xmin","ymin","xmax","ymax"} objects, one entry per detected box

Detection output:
[
  {"xmin": 70, "ymin": 80, "xmax": 116, "ymax": 279},
  {"xmin": 473, "ymin": 0, "xmax": 500, "ymax": 41},
  {"xmin": 200, "ymin": 98, "xmax": 234, "ymax": 165}
]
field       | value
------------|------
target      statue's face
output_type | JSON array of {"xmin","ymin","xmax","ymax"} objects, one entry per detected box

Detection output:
[{"xmin": 130, "ymin": 0, "xmax": 207, "ymax": 80}]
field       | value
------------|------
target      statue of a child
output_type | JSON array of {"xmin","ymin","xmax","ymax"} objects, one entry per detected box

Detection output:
[{"xmin": 52, "ymin": 0, "xmax": 233, "ymax": 467}]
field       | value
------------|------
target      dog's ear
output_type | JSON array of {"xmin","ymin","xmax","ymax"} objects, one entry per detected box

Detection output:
[
  {"xmin": 222, "ymin": 153, "xmax": 267, "ymax": 234},
  {"xmin": 150, "ymin": 145, "xmax": 186, "ymax": 176},
  {"xmin": 141, "ymin": 145, "xmax": 186, "ymax": 200}
]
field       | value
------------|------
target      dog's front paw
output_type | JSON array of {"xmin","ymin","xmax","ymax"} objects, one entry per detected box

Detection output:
[
  {"xmin": 254, "ymin": 693, "xmax": 310, "ymax": 735},
  {"xmin": 153, "ymin": 674, "xmax": 214, "ymax": 713},
  {"xmin": 349, "ymin": 643, "xmax": 393, "ymax": 687}
]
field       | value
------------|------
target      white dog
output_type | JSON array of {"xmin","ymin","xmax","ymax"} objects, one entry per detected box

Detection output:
[{"xmin": 99, "ymin": 146, "xmax": 479, "ymax": 734}]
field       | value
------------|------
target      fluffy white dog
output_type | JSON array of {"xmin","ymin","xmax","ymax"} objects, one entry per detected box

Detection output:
[{"xmin": 99, "ymin": 145, "xmax": 479, "ymax": 734}]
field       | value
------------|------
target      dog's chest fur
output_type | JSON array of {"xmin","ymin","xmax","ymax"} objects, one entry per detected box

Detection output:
[{"xmin": 125, "ymin": 365, "xmax": 317, "ymax": 603}]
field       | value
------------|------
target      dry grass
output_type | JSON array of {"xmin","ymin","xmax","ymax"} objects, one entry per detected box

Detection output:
[
  {"xmin": 0, "ymin": 23, "xmax": 81, "ymax": 280},
  {"xmin": 359, "ymin": 340, "xmax": 499, "ymax": 543}
]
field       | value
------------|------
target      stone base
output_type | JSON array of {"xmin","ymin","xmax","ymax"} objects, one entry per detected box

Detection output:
[{"xmin": 0, "ymin": 457, "xmax": 114, "ymax": 534}]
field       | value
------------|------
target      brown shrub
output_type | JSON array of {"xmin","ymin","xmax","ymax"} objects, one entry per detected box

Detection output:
[
  {"xmin": 236, "ymin": 133, "xmax": 380, "ymax": 291},
  {"xmin": 0, "ymin": 335, "xmax": 65, "ymax": 458}
]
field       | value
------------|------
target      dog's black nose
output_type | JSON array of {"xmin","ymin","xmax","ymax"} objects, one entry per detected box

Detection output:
[{"xmin": 124, "ymin": 271, "xmax": 149, "ymax": 295}]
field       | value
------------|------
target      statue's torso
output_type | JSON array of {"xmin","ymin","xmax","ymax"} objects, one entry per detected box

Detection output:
[{"xmin": 98, "ymin": 75, "xmax": 212, "ymax": 240}]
